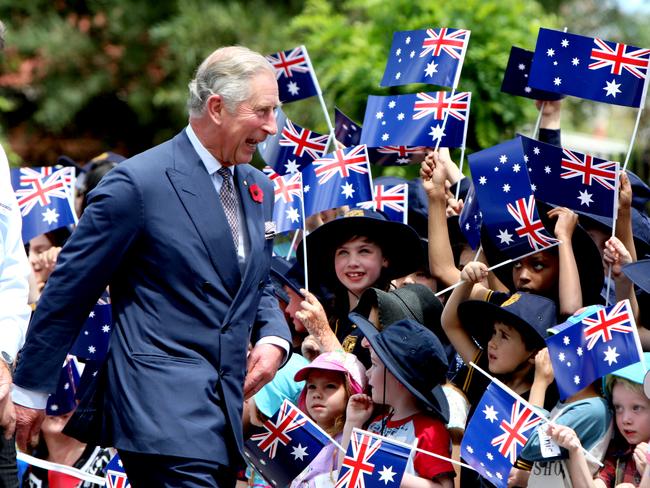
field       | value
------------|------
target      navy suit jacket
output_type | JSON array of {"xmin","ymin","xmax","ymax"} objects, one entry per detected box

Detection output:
[{"xmin": 14, "ymin": 130, "xmax": 291, "ymax": 464}]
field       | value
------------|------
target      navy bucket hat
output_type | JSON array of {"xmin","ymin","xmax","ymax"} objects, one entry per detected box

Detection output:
[
  {"xmin": 349, "ymin": 314, "xmax": 450, "ymax": 423},
  {"xmin": 458, "ymin": 292, "xmax": 557, "ymax": 349}
]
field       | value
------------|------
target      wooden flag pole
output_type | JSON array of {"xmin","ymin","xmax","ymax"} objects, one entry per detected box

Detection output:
[{"xmin": 298, "ymin": 173, "xmax": 309, "ymax": 292}]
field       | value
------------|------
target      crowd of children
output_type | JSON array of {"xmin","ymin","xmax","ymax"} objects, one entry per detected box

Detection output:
[{"xmin": 19, "ymin": 101, "xmax": 650, "ymax": 488}]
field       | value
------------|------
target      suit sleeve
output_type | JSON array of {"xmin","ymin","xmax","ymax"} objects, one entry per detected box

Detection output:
[{"xmin": 13, "ymin": 165, "xmax": 143, "ymax": 393}]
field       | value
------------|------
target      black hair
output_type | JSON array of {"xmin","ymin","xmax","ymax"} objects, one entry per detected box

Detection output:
[{"xmin": 80, "ymin": 160, "xmax": 117, "ymax": 212}]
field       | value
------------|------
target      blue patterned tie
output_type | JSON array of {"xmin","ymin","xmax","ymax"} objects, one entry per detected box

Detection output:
[{"xmin": 217, "ymin": 167, "xmax": 239, "ymax": 249}]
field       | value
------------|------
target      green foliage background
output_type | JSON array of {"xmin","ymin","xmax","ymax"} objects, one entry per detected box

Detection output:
[{"xmin": 0, "ymin": 0, "xmax": 647, "ymax": 179}]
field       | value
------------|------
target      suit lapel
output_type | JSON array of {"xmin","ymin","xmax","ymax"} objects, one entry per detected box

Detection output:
[
  {"xmin": 235, "ymin": 165, "xmax": 263, "ymax": 294},
  {"xmin": 166, "ymin": 133, "xmax": 241, "ymax": 297}
]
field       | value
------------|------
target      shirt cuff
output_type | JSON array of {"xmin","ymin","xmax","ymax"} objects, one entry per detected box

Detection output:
[
  {"xmin": 12, "ymin": 385, "xmax": 48, "ymax": 410},
  {"xmin": 256, "ymin": 336, "xmax": 290, "ymax": 366}
]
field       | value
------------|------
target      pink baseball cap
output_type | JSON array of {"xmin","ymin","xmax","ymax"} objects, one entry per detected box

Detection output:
[{"xmin": 294, "ymin": 351, "xmax": 367, "ymax": 394}]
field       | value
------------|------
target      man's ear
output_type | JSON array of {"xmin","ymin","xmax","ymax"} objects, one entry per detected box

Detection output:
[{"xmin": 206, "ymin": 94, "xmax": 224, "ymax": 124}]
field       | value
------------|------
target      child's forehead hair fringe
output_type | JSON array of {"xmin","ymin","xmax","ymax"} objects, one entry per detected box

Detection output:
[{"xmin": 607, "ymin": 375, "xmax": 645, "ymax": 397}]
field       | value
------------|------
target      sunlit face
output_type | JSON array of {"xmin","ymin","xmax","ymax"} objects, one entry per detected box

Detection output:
[
  {"xmin": 612, "ymin": 382, "xmax": 650, "ymax": 446},
  {"xmin": 512, "ymin": 250, "xmax": 559, "ymax": 297},
  {"xmin": 211, "ymin": 70, "xmax": 279, "ymax": 165},
  {"xmin": 284, "ymin": 286, "xmax": 306, "ymax": 333},
  {"xmin": 334, "ymin": 237, "xmax": 388, "ymax": 297},
  {"xmin": 305, "ymin": 370, "xmax": 348, "ymax": 430},
  {"xmin": 486, "ymin": 322, "xmax": 534, "ymax": 375}
]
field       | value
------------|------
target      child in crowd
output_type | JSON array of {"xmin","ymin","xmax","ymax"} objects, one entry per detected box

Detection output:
[
  {"xmin": 290, "ymin": 351, "xmax": 367, "ymax": 488},
  {"xmin": 547, "ymin": 353, "xmax": 650, "ymax": 487},
  {"xmin": 514, "ymin": 348, "xmax": 613, "ymax": 487},
  {"xmin": 342, "ymin": 316, "xmax": 455, "ymax": 487},
  {"xmin": 296, "ymin": 209, "xmax": 422, "ymax": 363}
]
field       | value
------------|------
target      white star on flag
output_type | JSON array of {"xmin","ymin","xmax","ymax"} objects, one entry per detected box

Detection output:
[
  {"xmin": 513, "ymin": 164, "xmax": 521, "ymax": 173},
  {"xmin": 572, "ymin": 57, "xmax": 580, "ymax": 66},
  {"xmin": 563, "ymin": 336, "xmax": 571, "ymax": 345},
  {"xmin": 424, "ymin": 61, "xmax": 439, "ymax": 77},
  {"xmin": 376, "ymin": 111, "xmax": 384, "ymax": 119},
  {"xmin": 397, "ymin": 113, "xmax": 405, "ymax": 121},
  {"xmin": 603, "ymin": 79, "xmax": 621, "ymax": 98},
  {"xmin": 561, "ymin": 39, "xmax": 569, "ymax": 47},
  {"xmin": 518, "ymin": 63, "xmax": 526, "ymax": 70},
  {"xmin": 502, "ymin": 183, "xmax": 511, "ymax": 193},
  {"xmin": 88, "ymin": 345, "xmax": 96, "ymax": 354},
  {"xmin": 524, "ymin": 86, "xmax": 532, "ymax": 93},
  {"xmin": 603, "ymin": 345, "xmax": 620, "ymax": 366},
  {"xmin": 547, "ymin": 48, "xmax": 555, "ymax": 57},
  {"xmin": 284, "ymin": 160, "xmax": 300, "ymax": 174},
  {"xmin": 577, "ymin": 190, "xmax": 593, "ymax": 206},
  {"xmin": 291, "ymin": 443, "xmax": 308, "ymax": 461},
  {"xmin": 341, "ymin": 182, "xmax": 356, "ymax": 199},
  {"xmin": 483, "ymin": 404, "xmax": 498, "ymax": 423},
  {"xmin": 287, "ymin": 81, "xmax": 300, "ymax": 96},
  {"xmin": 63, "ymin": 382, "xmax": 70, "ymax": 390},
  {"xmin": 479, "ymin": 176, "xmax": 487, "ymax": 185},
  {"xmin": 497, "ymin": 229, "xmax": 514, "ymax": 245},
  {"xmin": 466, "ymin": 445, "xmax": 474, "ymax": 454},
  {"xmin": 102, "ymin": 325, "xmax": 111, "ymax": 333},
  {"xmin": 554, "ymin": 77, "xmax": 562, "ymax": 86},
  {"xmin": 487, "ymin": 453, "xmax": 494, "ymax": 461},
  {"xmin": 303, "ymin": 185, "xmax": 310, "ymax": 193},
  {"xmin": 558, "ymin": 352, "xmax": 565, "ymax": 362},
  {"xmin": 428, "ymin": 124, "xmax": 446, "ymax": 142},
  {"xmin": 499, "ymin": 155, "xmax": 508, "ymax": 164},
  {"xmin": 577, "ymin": 347, "xmax": 583, "ymax": 356},
  {"xmin": 544, "ymin": 166, "xmax": 552, "ymax": 174},
  {"xmin": 42, "ymin": 207, "xmax": 60, "ymax": 224},
  {"xmin": 89, "ymin": 311, "xmax": 95, "ymax": 318},
  {"xmin": 533, "ymin": 147, "xmax": 541, "ymax": 155},
  {"xmin": 286, "ymin": 207, "xmax": 300, "ymax": 223},
  {"xmin": 378, "ymin": 465, "xmax": 397, "ymax": 484},
  {"xmin": 574, "ymin": 375, "xmax": 581, "ymax": 385},
  {"xmin": 382, "ymin": 133, "xmax": 389, "ymax": 141},
  {"xmin": 388, "ymin": 100, "xmax": 396, "ymax": 109}
]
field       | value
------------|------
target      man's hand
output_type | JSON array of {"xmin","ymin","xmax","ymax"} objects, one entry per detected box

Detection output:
[
  {"xmin": 14, "ymin": 403, "xmax": 45, "ymax": 452},
  {"xmin": 243, "ymin": 343, "xmax": 284, "ymax": 400},
  {"xmin": 0, "ymin": 363, "xmax": 15, "ymax": 439}
]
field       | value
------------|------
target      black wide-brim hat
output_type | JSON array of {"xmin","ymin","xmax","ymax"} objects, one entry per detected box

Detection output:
[
  {"xmin": 481, "ymin": 201, "xmax": 604, "ymax": 305},
  {"xmin": 349, "ymin": 313, "xmax": 450, "ymax": 423},
  {"xmin": 301, "ymin": 209, "xmax": 423, "ymax": 289},
  {"xmin": 458, "ymin": 292, "xmax": 557, "ymax": 349},
  {"xmin": 622, "ymin": 259, "xmax": 650, "ymax": 294}
]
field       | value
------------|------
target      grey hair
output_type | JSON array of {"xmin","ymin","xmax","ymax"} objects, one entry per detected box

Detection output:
[{"xmin": 187, "ymin": 46, "xmax": 274, "ymax": 117}]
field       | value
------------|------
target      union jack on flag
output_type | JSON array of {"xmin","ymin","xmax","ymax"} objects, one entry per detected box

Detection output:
[
  {"xmin": 462, "ymin": 381, "xmax": 545, "ymax": 487},
  {"xmin": 313, "ymin": 145, "xmax": 370, "ymax": 185},
  {"xmin": 266, "ymin": 45, "xmax": 319, "ymax": 103},
  {"xmin": 381, "ymin": 28, "xmax": 470, "ymax": 88},
  {"xmin": 561, "ymin": 149, "xmax": 618, "ymax": 190},
  {"xmin": 104, "ymin": 453, "xmax": 131, "ymax": 488},
  {"xmin": 280, "ymin": 120, "xmax": 329, "ymax": 160},
  {"xmin": 547, "ymin": 300, "xmax": 643, "ymax": 400},
  {"xmin": 583, "ymin": 299, "xmax": 635, "ymax": 350},
  {"xmin": 358, "ymin": 183, "xmax": 408, "ymax": 224},
  {"xmin": 250, "ymin": 400, "xmax": 307, "ymax": 459},
  {"xmin": 258, "ymin": 108, "xmax": 329, "ymax": 175},
  {"xmin": 413, "ymin": 91, "xmax": 470, "ymax": 121},
  {"xmin": 10, "ymin": 166, "xmax": 77, "ymax": 243},
  {"xmin": 491, "ymin": 399, "xmax": 544, "ymax": 464},
  {"xmin": 272, "ymin": 172, "xmax": 304, "ymax": 233},
  {"xmin": 370, "ymin": 146, "xmax": 427, "ymax": 166},
  {"xmin": 244, "ymin": 400, "xmax": 333, "ymax": 488},
  {"xmin": 263, "ymin": 165, "xmax": 281, "ymax": 181},
  {"xmin": 507, "ymin": 195, "xmax": 559, "ymax": 251},
  {"xmin": 589, "ymin": 38, "xmax": 650, "ymax": 79},
  {"xmin": 335, "ymin": 429, "xmax": 411, "ymax": 488},
  {"xmin": 420, "ymin": 27, "xmax": 470, "ymax": 59}
]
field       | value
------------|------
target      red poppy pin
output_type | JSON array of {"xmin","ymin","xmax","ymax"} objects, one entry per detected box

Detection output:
[{"xmin": 249, "ymin": 184, "xmax": 263, "ymax": 203}]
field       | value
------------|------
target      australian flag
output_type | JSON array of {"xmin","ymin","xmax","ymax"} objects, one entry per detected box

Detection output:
[
  {"xmin": 519, "ymin": 134, "xmax": 619, "ymax": 219},
  {"xmin": 529, "ymin": 28, "xmax": 650, "ymax": 108},
  {"xmin": 501, "ymin": 46, "xmax": 564, "ymax": 101},
  {"xmin": 266, "ymin": 45, "xmax": 319, "ymax": 103},
  {"xmin": 458, "ymin": 183, "xmax": 482, "ymax": 250},
  {"xmin": 302, "ymin": 145, "xmax": 373, "ymax": 217},
  {"xmin": 46, "ymin": 356, "xmax": 81, "ymax": 416},
  {"xmin": 70, "ymin": 300, "xmax": 112, "ymax": 362},
  {"xmin": 10, "ymin": 166, "xmax": 77, "ymax": 243},
  {"xmin": 358, "ymin": 183, "xmax": 409, "ymax": 224},
  {"xmin": 335, "ymin": 429, "xmax": 411, "ymax": 488},
  {"xmin": 105, "ymin": 453, "xmax": 131, "ymax": 488},
  {"xmin": 462, "ymin": 382, "xmax": 545, "ymax": 488},
  {"xmin": 244, "ymin": 400, "xmax": 332, "ymax": 487},
  {"xmin": 258, "ymin": 108, "xmax": 329, "ymax": 175},
  {"xmin": 469, "ymin": 138, "xmax": 558, "ymax": 260},
  {"xmin": 335, "ymin": 108, "xmax": 427, "ymax": 165},
  {"xmin": 546, "ymin": 300, "xmax": 643, "ymax": 400},
  {"xmin": 360, "ymin": 92, "xmax": 470, "ymax": 148},
  {"xmin": 381, "ymin": 28, "xmax": 470, "ymax": 88},
  {"xmin": 272, "ymin": 171, "xmax": 304, "ymax": 233}
]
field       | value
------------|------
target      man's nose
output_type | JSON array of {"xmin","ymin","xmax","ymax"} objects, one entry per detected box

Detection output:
[{"xmin": 264, "ymin": 111, "xmax": 277, "ymax": 136}]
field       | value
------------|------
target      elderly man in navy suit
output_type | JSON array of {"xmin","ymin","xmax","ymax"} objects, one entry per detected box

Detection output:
[{"xmin": 11, "ymin": 46, "xmax": 291, "ymax": 487}]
